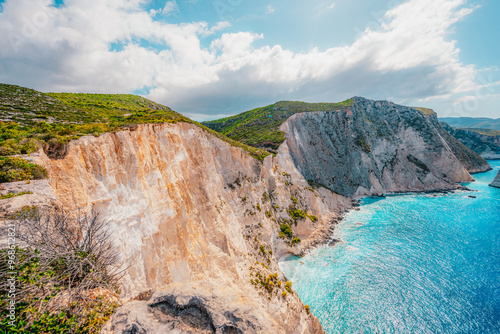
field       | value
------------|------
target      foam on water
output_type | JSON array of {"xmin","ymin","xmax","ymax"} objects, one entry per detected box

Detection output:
[{"xmin": 280, "ymin": 161, "xmax": 500, "ymax": 334}]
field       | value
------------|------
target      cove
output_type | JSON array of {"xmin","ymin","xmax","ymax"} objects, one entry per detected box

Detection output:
[{"xmin": 280, "ymin": 161, "xmax": 500, "ymax": 334}]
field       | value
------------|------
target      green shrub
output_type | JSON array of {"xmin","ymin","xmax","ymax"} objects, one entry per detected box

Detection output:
[
  {"xmin": 0, "ymin": 83, "xmax": 270, "ymax": 162},
  {"xmin": 287, "ymin": 207, "xmax": 307, "ymax": 220},
  {"xmin": 0, "ymin": 157, "xmax": 48, "ymax": 183},
  {"xmin": 307, "ymin": 214, "xmax": 318, "ymax": 222},
  {"xmin": 0, "ymin": 191, "xmax": 33, "ymax": 200},
  {"xmin": 292, "ymin": 237, "xmax": 301, "ymax": 244},
  {"xmin": 280, "ymin": 224, "xmax": 293, "ymax": 238},
  {"xmin": 285, "ymin": 281, "xmax": 293, "ymax": 293}
]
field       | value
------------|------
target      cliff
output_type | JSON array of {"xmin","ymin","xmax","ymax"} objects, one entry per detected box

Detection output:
[
  {"xmin": 22, "ymin": 122, "xmax": 350, "ymax": 333},
  {"xmin": 205, "ymin": 98, "xmax": 490, "ymax": 198},
  {"xmin": 440, "ymin": 122, "xmax": 500, "ymax": 160},
  {"xmin": 281, "ymin": 97, "xmax": 484, "ymax": 197},
  {"xmin": 490, "ymin": 170, "xmax": 500, "ymax": 188}
]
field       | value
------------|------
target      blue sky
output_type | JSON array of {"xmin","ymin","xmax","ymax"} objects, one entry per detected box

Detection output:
[{"xmin": 0, "ymin": 0, "xmax": 499, "ymax": 120}]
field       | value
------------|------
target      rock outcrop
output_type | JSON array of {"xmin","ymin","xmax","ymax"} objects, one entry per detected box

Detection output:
[
  {"xmin": 22, "ymin": 122, "xmax": 349, "ymax": 333},
  {"xmin": 440, "ymin": 122, "xmax": 500, "ymax": 160},
  {"xmin": 281, "ymin": 97, "xmax": 484, "ymax": 197},
  {"xmin": 490, "ymin": 170, "xmax": 500, "ymax": 188}
]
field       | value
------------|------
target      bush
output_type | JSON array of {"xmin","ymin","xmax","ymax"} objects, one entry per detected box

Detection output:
[
  {"xmin": 0, "ymin": 157, "xmax": 48, "ymax": 183},
  {"xmin": 0, "ymin": 191, "xmax": 33, "ymax": 200},
  {"xmin": 292, "ymin": 237, "xmax": 301, "ymax": 244},
  {"xmin": 287, "ymin": 206, "xmax": 307, "ymax": 220},
  {"xmin": 307, "ymin": 214, "xmax": 318, "ymax": 222},
  {"xmin": 0, "ymin": 206, "xmax": 123, "ymax": 332},
  {"xmin": 280, "ymin": 224, "xmax": 293, "ymax": 238}
]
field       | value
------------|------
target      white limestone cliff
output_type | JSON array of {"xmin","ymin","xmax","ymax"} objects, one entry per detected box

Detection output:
[{"xmin": 25, "ymin": 122, "xmax": 350, "ymax": 333}]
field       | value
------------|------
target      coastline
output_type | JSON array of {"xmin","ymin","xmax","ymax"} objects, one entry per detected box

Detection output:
[{"xmin": 289, "ymin": 184, "xmax": 473, "ymax": 260}]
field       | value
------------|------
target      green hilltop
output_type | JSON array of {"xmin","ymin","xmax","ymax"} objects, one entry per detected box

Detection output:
[
  {"xmin": 202, "ymin": 99, "xmax": 354, "ymax": 153},
  {"xmin": 0, "ymin": 83, "xmax": 269, "ymax": 166}
]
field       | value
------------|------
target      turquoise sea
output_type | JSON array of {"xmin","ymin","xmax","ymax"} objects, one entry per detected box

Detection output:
[{"xmin": 280, "ymin": 161, "xmax": 500, "ymax": 334}]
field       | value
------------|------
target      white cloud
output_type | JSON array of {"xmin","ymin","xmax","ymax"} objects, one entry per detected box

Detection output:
[
  {"xmin": 162, "ymin": 1, "xmax": 178, "ymax": 16},
  {"xmin": 266, "ymin": 5, "xmax": 275, "ymax": 14},
  {"xmin": 326, "ymin": 2, "xmax": 335, "ymax": 10},
  {"xmin": 0, "ymin": 0, "xmax": 492, "ymax": 118}
]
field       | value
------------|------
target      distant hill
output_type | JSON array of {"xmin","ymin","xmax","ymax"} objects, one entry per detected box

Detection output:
[{"xmin": 439, "ymin": 117, "xmax": 500, "ymax": 131}]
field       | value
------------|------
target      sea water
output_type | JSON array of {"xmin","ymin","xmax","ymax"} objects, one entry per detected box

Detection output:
[{"xmin": 280, "ymin": 161, "xmax": 500, "ymax": 334}]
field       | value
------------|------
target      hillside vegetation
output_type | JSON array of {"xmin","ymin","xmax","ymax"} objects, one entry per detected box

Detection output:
[
  {"xmin": 203, "ymin": 99, "xmax": 354, "ymax": 152},
  {"xmin": 462, "ymin": 128, "xmax": 500, "ymax": 136},
  {"xmin": 0, "ymin": 83, "xmax": 269, "ymax": 164}
]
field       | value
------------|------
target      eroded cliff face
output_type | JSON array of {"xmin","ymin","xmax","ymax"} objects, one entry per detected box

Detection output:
[
  {"xmin": 28, "ymin": 122, "xmax": 351, "ymax": 333},
  {"xmin": 490, "ymin": 170, "xmax": 500, "ymax": 188},
  {"xmin": 281, "ymin": 97, "xmax": 481, "ymax": 198}
]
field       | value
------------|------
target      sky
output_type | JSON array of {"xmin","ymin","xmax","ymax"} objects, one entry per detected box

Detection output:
[{"xmin": 0, "ymin": 0, "xmax": 499, "ymax": 121}]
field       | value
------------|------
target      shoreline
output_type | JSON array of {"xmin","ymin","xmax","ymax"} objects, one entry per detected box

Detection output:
[{"xmin": 285, "ymin": 184, "xmax": 475, "ymax": 261}]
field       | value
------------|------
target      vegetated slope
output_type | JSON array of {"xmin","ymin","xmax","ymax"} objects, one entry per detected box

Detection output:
[
  {"xmin": 0, "ymin": 83, "xmax": 268, "ymax": 160},
  {"xmin": 440, "ymin": 122, "xmax": 500, "ymax": 160},
  {"xmin": 203, "ymin": 99, "xmax": 354, "ymax": 153},
  {"xmin": 464, "ymin": 128, "xmax": 500, "ymax": 136},
  {"xmin": 439, "ymin": 117, "xmax": 500, "ymax": 131},
  {"xmin": 207, "ymin": 97, "xmax": 491, "ymax": 197}
]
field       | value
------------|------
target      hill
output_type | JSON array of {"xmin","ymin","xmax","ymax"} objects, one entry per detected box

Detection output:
[
  {"xmin": 439, "ymin": 117, "xmax": 500, "ymax": 131},
  {"xmin": 0, "ymin": 83, "xmax": 268, "ymax": 161},
  {"xmin": 202, "ymin": 99, "xmax": 354, "ymax": 153}
]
